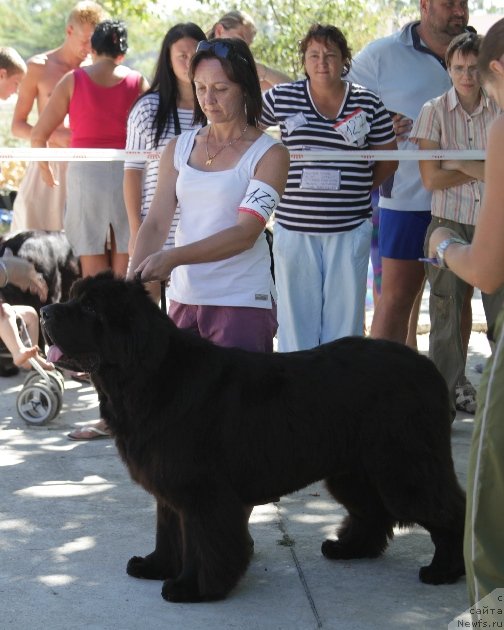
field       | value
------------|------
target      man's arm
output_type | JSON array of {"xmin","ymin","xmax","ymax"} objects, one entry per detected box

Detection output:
[
  {"xmin": 11, "ymin": 58, "xmax": 43, "ymax": 140},
  {"xmin": 256, "ymin": 62, "xmax": 292, "ymax": 91},
  {"xmin": 370, "ymin": 140, "xmax": 398, "ymax": 189}
]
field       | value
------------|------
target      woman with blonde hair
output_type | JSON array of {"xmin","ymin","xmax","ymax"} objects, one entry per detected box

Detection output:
[{"xmin": 208, "ymin": 10, "xmax": 291, "ymax": 90}]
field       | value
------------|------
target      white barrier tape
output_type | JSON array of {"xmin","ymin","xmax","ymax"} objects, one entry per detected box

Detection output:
[
  {"xmin": 289, "ymin": 149, "xmax": 486, "ymax": 162},
  {"xmin": 0, "ymin": 148, "xmax": 486, "ymax": 162},
  {"xmin": 0, "ymin": 148, "xmax": 162, "ymax": 162}
]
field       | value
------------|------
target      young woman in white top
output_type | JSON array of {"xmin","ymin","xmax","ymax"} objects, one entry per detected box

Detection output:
[{"xmin": 124, "ymin": 23, "xmax": 206, "ymax": 258}]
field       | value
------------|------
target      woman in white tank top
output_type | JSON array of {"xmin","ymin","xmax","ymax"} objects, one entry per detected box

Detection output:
[{"xmin": 129, "ymin": 37, "xmax": 289, "ymax": 353}]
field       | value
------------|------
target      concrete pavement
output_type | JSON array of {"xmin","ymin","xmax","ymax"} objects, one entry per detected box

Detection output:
[{"xmin": 0, "ymin": 290, "xmax": 493, "ymax": 629}]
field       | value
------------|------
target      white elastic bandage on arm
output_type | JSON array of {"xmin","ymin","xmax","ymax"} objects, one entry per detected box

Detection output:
[{"xmin": 238, "ymin": 179, "xmax": 280, "ymax": 225}]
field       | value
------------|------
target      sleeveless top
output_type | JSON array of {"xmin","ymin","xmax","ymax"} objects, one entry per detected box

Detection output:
[
  {"xmin": 69, "ymin": 68, "xmax": 142, "ymax": 148},
  {"xmin": 170, "ymin": 128, "xmax": 279, "ymax": 309}
]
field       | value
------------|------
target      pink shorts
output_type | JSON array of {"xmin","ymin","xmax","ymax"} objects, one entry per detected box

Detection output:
[{"xmin": 169, "ymin": 301, "xmax": 278, "ymax": 353}]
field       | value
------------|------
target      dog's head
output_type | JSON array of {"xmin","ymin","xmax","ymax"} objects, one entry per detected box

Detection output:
[{"xmin": 41, "ymin": 272, "xmax": 167, "ymax": 373}]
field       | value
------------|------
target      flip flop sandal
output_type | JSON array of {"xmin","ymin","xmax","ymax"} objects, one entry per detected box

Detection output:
[
  {"xmin": 67, "ymin": 426, "xmax": 111, "ymax": 441},
  {"xmin": 67, "ymin": 371, "xmax": 91, "ymax": 383}
]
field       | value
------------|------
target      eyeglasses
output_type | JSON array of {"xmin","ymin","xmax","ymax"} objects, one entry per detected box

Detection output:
[
  {"xmin": 450, "ymin": 65, "xmax": 479, "ymax": 78},
  {"xmin": 196, "ymin": 40, "xmax": 249, "ymax": 66}
]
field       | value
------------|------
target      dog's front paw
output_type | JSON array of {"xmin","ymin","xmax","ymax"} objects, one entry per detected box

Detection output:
[
  {"xmin": 321, "ymin": 539, "xmax": 348, "ymax": 559},
  {"xmin": 419, "ymin": 562, "xmax": 465, "ymax": 585},
  {"xmin": 127, "ymin": 554, "xmax": 171, "ymax": 580},
  {"xmin": 321, "ymin": 539, "xmax": 382, "ymax": 560}
]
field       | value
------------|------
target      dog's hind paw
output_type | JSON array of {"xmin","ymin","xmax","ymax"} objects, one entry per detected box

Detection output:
[
  {"xmin": 126, "ymin": 554, "xmax": 171, "ymax": 580},
  {"xmin": 419, "ymin": 563, "xmax": 465, "ymax": 585}
]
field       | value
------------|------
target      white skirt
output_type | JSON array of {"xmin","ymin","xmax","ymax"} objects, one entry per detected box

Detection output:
[{"xmin": 65, "ymin": 161, "xmax": 129, "ymax": 256}]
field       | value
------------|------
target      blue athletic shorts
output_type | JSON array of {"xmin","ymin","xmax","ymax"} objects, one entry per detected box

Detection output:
[{"xmin": 378, "ymin": 208, "xmax": 431, "ymax": 260}]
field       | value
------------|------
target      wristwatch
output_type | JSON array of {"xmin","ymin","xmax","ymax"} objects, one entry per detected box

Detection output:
[{"xmin": 436, "ymin": 237, "xmax": 467, "ymax": 269}]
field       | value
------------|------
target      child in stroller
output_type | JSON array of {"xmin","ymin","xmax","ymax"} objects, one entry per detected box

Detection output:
[{"xmin": 0, "ymin": 255, "xmax": 52, "ymax": 374}]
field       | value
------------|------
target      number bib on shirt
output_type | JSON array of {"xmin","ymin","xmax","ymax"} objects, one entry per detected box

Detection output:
[{"xmin": 300, "ymin": 169, "xmax": 341, "ymax": 191}]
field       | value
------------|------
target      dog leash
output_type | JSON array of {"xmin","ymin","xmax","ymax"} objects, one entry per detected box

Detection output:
[
  {"xmin": 160, "ymin": 281, "xmax": 167, "ymax": 314},
  {"xmin": 135, "ymin": 272, "xmax": 167, "ymax": 315}
]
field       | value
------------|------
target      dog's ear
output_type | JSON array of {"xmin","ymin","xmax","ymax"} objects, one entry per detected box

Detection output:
[
  {"xmin": 69, "ymin": 277, "xmax": 85, "ymax": 299},
  {"xmin": 123, "ymin": 282, "xmax": 169, "ymax": 367}
]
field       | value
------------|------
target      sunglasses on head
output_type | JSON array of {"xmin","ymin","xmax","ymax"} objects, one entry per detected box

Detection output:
[{"xmin": 196, "ymin": 40, "xmax": 249, "ymax": 66}]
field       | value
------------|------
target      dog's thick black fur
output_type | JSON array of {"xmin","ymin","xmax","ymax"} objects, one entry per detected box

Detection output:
[
  {"xmin": 41, "ymin": 273, "xmax": 466, "ymax": 603},
  {"xmin": 0, "ymin": 230, "xmax": 80, "ymax": 376}
]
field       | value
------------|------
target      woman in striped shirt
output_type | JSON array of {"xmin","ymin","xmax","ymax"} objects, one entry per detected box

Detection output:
[{"xmin": 261, "ymin": 24, "xmax": 397, "ymax": 352}]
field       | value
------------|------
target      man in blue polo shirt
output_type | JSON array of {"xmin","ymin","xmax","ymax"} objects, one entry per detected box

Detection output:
[{"xmin": 347, "ymin": 0, "xmax": 471, "ymax": 345}]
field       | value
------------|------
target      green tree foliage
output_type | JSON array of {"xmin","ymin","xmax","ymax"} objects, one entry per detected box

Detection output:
[
  {"xmin": 191, "ymin": 0, "xmax": 409, "ymax": 79},
  {"xmin": 0, "ymin": 0, "xmax": 424, "ymax": 85},
  {"xmin": 0, "ymin": 0, "xmax": 151, "ymax": 58}
]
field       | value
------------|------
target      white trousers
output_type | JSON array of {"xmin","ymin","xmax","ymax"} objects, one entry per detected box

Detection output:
[{"xmin": 273, "ymin": 220, "xmax": 372, "ymax": 352}]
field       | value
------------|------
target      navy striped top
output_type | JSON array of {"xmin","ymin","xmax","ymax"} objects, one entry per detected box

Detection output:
[{"xmin": 261, "ymin": 79, "xmax": 395, "ymax": 233}]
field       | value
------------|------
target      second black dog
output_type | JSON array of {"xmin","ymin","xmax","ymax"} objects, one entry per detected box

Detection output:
[
  {"xmin": 0, "ymin": 230, "xmax": 80, "ymax": 313},
  {"xmin": 0, "ymin": 230, "xmax": 80, "ymax": 375}
]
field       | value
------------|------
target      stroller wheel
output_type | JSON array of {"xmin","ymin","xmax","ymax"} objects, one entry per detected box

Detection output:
[
  {"xmin": 17, "ymin": 383, "xmax": 59, "ymax": 425},
  {"xmin": 51, "ymin": 370, "xmax": 66, "ymax": 394},
  {"xmin": 24, "ymin": 370, "xmax": 65, "ymax": 395}
]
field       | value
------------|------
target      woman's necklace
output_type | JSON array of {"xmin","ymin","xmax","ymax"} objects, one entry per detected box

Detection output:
[{"xmin": 205, "ymin": 123, "xmax": 249, "ymax": 166}]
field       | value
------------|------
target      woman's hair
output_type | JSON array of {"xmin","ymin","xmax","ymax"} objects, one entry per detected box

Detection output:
[
  {"xmin": 477, "ymin": 17, "xmax": 504, "ymax": 83},
  {"xmin": 140, "ymin": 22, "xmax": 206, "ymax": 149},
  {"xmin": 189, "ymin": 38, "xmax": 262, "ymax": 128},
  {"xmin": 445, "ymin": 32, "xmax": 482, "ymax": 67},
  {"xmin": 299, "ymin": 24, "xmax": 352, "ymax": 77},
  {"xmin": 91, "ymin": 19, "xmax": 128, "ymax": 58},
  {"xmin": 207, "ymin": 10, "xmax": 256, "ymax": 40}
]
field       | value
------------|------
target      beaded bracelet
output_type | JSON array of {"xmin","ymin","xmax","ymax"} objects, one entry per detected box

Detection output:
[{"xmin": 0, "ymin": 259, "xmax": 9, "ymax": 289}]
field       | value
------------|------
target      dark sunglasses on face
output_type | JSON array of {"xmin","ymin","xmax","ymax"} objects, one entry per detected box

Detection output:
[{"xmin": 196, "ymin": 40, "xmax": 249, "ymax": 66}]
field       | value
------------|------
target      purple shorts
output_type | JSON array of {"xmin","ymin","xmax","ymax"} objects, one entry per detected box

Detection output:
[{"xmin": 169, "ymin": 301, "xmax": 278, "ymax": 353}]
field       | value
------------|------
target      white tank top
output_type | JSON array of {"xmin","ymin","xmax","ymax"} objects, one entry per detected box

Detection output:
[{"xmin": 169, "ymin": 128, "xmax": 278, "ymax": 308}]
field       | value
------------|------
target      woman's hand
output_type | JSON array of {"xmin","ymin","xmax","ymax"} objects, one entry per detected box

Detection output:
[
  {"xmin": 428, "ymin": 227, "xmax": 460, "ymax": 259},
  {"xmin": 38, "ymin": 162, "xmax": 59, "ymax": 188},
  {"xmin": 135, "ymin": 249, "xmax": 176, "ymax": 283},
  {"xmin": 1, "ymin": 251, "xmax": 48, "ymax": 301},
  {"xmin": 441, "ymin": 160, "xmax": 462, "ymax": 171}
]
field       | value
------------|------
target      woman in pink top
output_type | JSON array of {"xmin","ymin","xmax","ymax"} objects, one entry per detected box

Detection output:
[
  {"xmin": 32, "ymin": 19, "xmax": 147, "ymax": 278},
  {"xmin": 32, "ymin": 19, "xmax": 147, "ymax": 442}
]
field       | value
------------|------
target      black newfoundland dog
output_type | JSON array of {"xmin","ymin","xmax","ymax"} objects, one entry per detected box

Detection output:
[{"xmin": 40, "ymin": 273, "xmax": 465, "ymax": 603}]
